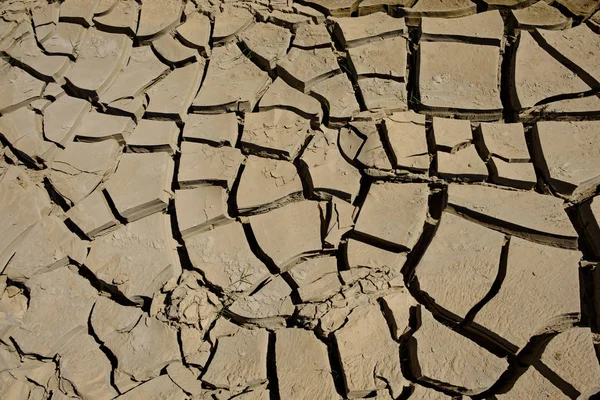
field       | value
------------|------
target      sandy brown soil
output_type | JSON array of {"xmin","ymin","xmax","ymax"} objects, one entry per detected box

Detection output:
[{"xmin": 0, "ymin": 0, "xmax": 599, "ymax": 399}]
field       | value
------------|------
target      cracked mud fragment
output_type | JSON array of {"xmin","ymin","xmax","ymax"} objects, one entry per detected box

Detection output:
[
  {"xmin": 39, "ymin": 22, "xmax": 85, "ymax": 58},
  {"xmin": 183, "ymin": 113, "xmax": 239, "ymax": 146},
  {"xmin": 93, "ymin": 0, "xmax": 138, "ymax": 35},
  {"xmin": 358, "ymin": 78, "xmax": 408, "ymax": 113},
  {"xmin": 345, "ymin": 238, "xmax": 407, "ymax": 272},
  {"xmin": 43, "ymin": 95, "xmax": 91, "ymax": 146},
  {"xmin": 47, "ymin": 139, "xmax": 119, "ymax": 205},
  {"xmin": 404, "ymin": 0, "xmax": 477, "ymax": 19},
  {"xmin": 275, "ymin": 328, "xmax": 340, "ymax": 399},
  {"xmin": 65, "ymin": 190, "xmax": 117, "ymax": 239},
  {"xmin": 437, "ymin": 144, "xmax": 488, "ymax": 181},
  {"xmin": 86, "ymin": 212, "xmax": 181, "ymax": 304},
  {"xmin": 179, "ymin": 142, "xmax": 243, "ymax": 189},
  {"xmin": 184, "ymin": 220, "xmax": 270, "ymax": 293},
  {"xmin": 213, "ymin": 5, "xmax": 254, "ymax": 44},
  {"xmin": 118, "ymin": 375, "xmax": 186, "ymax": 400},
  {"xmin": 248, "ymin": 200, "xmax": 324, "ymax": 268},
  {"xmin": 0, "ymin": 61, "xmax": 44, "ymax": 113},
  {"xmin": 74, "ymin": 111, "xmax": 135, "ymax": 143},
  {"xmin": 578, "ymin": 195, "xmax": 600, "ymax": 258},
  {"xmin": 146, "ymin": 60, "xmax": 205, "ymax": 121},
  {"xmin": 176, "ymin": 12, "xmax": 210, "ymax": 54},
  {"xmin": 331, "ymin": 12, "xmax": 405, "ymax": 49},
  {"xmin": 201, "ymin": 328, "xmax": 268, "ymax": 391},
  {"xmin": 347, "ymin": 36, "xmax": 407, "ymax": 81},
  {"xmin": 237, "ymin": 155, "xmax": 303, "ymax": 213},
  {"xmin": 383, "ymin": 111, "xmax": 430, "ymax": 172},
  {"xmin": 0, "ymin": 107, "xmax": 56, "ymax": 166},
  {"xmin": 409, "ymin": 307, "xmax": 508, "ymax": 395},
  {"xmin": 136, "ymin": 0, "xmax": 184, "ymax": 42},
  {"xmin": 240, "ymin": 22, "xmax": 291, "ymax": 70},
  {"xmin": 421, "ymin": 10, "xmax": 504, "ymax": 46},
  {"xmin": 473, "ymin": 237, "xmax": 581, "ymax": 350},
  {"xmin": 126, "ymin": 119, "xmax": 179, "ymax": 154},
  {"xmin": 511, "ymin": 2, "xmax": 571, "ymax": 30},
  {"xmin": 532, "ymin": 121, "xmax": 600, "ymax": 201},
  {"xmin": 354, "ymin": 182, "xmax": 428, "ymax": 251},
  {"xmin": 293, "ymin": 23, "xmax": 331, "ymax": 49},
  {"xmin": 175, "ymin": 186, "xmax": 229, "ymax": 238},
  {"xmin": 240, "ymin": 109, "xmax": 312, "ymax": 160},
  {"xmin": 418, "ymin": 41, "xmax": 502, "ymax": 118},
  {"xmin": 193, "ymin": 43, "xmax": 271, "ymax": 113},
  {"xmin": 276, "ymin": 47, "xmax": 341, "ymax": 93},
  {"xmin": 301, "ymin": 129, "xmax": 362, "ymax": 202},
  {"xmin": 334, "ymin": 304, "xmax": 408, "ymax": 398},
  {"xmin": 311, "ymin": 74, "xmax": 361, "ymax": 126},
  {"xmin": 259, "ymin": 77, "xmax": 323, "ymax": 123},
  {"xmin": 415, "ymin": 211, "xmax": 505, "ymax": 319},
  {"xmin": 151, "ymin": 33, "xmax": 198, "ymax": 66},
  {"xmin": 105, "ymin": 152, "xmax": 174, "ymax": 221}
]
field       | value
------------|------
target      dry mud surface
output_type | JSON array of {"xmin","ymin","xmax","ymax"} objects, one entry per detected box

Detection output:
[{"xmin": 1, "ymin": 0, "xmax": 600, "ymax": 399}]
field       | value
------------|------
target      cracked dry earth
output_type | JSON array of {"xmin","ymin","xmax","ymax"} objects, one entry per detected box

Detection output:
[{"xmin": 2, "ymin": 0, "xmax": 600, "ymax": 400}]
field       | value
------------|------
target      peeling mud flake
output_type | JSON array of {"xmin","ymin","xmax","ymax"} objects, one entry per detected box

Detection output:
[
  {"xmin": 310, "ymin": 74, "xmax": 361, "ymax": 126},
  {"xmin": 259, "ymin": 77, "xmax": 323, "ymax": 124},
  {"xmin": 126, "ymin": 119, "xmax": 179, "ymax": 154},
  {"xmin": 175, "ymin": 186, "xmax": 229, "ymax": 238},
  {"xmin": 347, "ymin": 36, "xmax": 408, "ymax": 81},
  {"xmin": 136, "ymin": 0, "xmax": 184, "ymax": 43},
  {"xmin": 354, "ymin": 182, "xmax": 429, "ymax": 251},
  {"xmin": 383, "ymin": 111, "xmax": 429, "ymax": 172},
  {"xmin": 151, "ymin": 33, "xmax": 198, "ymax": 66},
  {"xmin": 212, "ymin": 5, "xmax": 254, "ymax": 45},
  {"xmin": 293, "ymin": 23, "xmax": 331, "ymax": 49},
  {"xmin": 0, "ymin": 60, "xmax": 45, "ymax": 114},
  {"xmin": 511, "ymin": 2, "xmax": 572, "ymax": 30},
  {"xmin": 65, "ymin": 190, "xmax": 117, "ymax": 239},
  {"xmin": 176, "ymin": 12, "xmax": 211, "ymax": 54},
  {"xmin": 404, "ymin": 0, "xmax": 477, "ymax": 19},
  {"xmin": 0, "ymin": 107, "xmax": 56, "ymax": 166},
  {"xmin": 358, "ymin": 77, "xmax": 408, "ymax": 114},
  {"xmin": 240, "ymin": 22, "xmax": 291, "ymax": 71},
  {"xmin": 420, "ymin": 10, "xmax": 504, "ymax": 46},
  {"xmin": 201, "ymin": 328, "xmax": 269, "ymax": 391},
  {"xmin": 85, "ymin": 212, "xmax": 181, "ymax": 304},
  {"xmin": 74, "ymin": 110, "xmax": 135, "ymax": 144},
  {"xmin": 275, "ymin": 328, "xmax": 341, "ymax": 399},
  {"xmin": 276, "ymin": 47, "xmax": 341, "ymax": 93},
  {"xmin": 437, "ymin": 144, "xmax": 488, "ymax": 181},
  {"xmin": 93, "ymin": 0, "xmax": 139, "ymax": 36},
  {"xmin": 43, "ymin": 95, "xmax": 91, "ymax": 146},
  {"xmin": 334, "ymin": 304, "xmax": 409, "ymax": 399}
]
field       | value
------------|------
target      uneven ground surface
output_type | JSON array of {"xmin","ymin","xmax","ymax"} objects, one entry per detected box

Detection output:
[{"xmin": 1, "ymin": 0, "xmax": 600, "ymax": 399}]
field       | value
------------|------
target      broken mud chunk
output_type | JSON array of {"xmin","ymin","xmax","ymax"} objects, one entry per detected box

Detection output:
[
  {"xmin": 11, "ymin": 267, "xmax": 98, "ymax": 357},
  {"xmin": 59, "ymin": 0, "xmax": 97, "ymax": 26},
  {"xmin": 415, "ymin": 211, "xmax": 505, "ymax": 319},
  {"xmin": 554, "ymin": 0, "xmax": 598, "ymax": 17},
  {"xmin": 0, "ymin": 107, "xmax": 56, "ymax": 166},
  {"xmin": 43, "ymin": 94, "xmax": 91, "ymax": 146},
  {"xmin": 299, "ymin": 0, "xmax": 361, "ymax": 17},
  {"xmin": 64, "ymin": 28, "xmax": 132, "ymax": 99},
  {"xmin": 240, "ymin": 22, "xmax": 291, "ymax": 70},
  {"xmin": 183, "ymin": 113, "xmax": 239, "ymax": 146},
  {"xmin": 473, "ymin": 237, "xmax": 582, "ymax": 350},
  {"xmin": 489, "ymin": 158, "xmax": 537, "ymax": 190},
  {"xmin": 178, "ymin": 142, "xmax": 243, "ymax": 189},
  {"xmin": 275, "ymin": 328, "xmax": 340, "ymax": 400},
  {"xmin": 136, "ymin": 0, "xmax": 184, "ymax": 43},
  {"xmin": 352, "ymin": 121, "xmax": 392, "ymax": 170},
  {"xmin": 511, "ymin": 2, "xmax": 571, "ymax": 30},
  {"xmin": 437, "ymin": 144, "xmax": 488, "ymax": 181},
  {"xmin": 175, "ymin": 186, "xmax": 229, "ymax": 238},
  {"xmin": 151, "ymin": 33, "xmax": 198, "ymax": 66},
  {"xmin": 229, "ymin": 275, "xmax": 294, "ymax": 327},
  {"xmin": 381, "ymin": 288, "xmax": 416, "ymax": 340},
  {"xmin": 345, "ymin": 239, "xmax": 407, "ymax": 272},
  {"xmin": 184, "ymin": 220, "xmax": 270, "ymax": 293},
  {"xmin": 248, "ymin": 200, "xmax": 324, "ymax": 269},
  {"xmin": 293, "ymin": 23, "xmax": 331, "ymax": 49},
  {"xmin": 166, "ymin": 361, "xmax": 205, "ymax": 396},
  {"xmin": 48, "ymin": 139, "xmax": 120, "ymax": 205},
  {"xmin": 146, "ymin": 60, "xmax": 205, "ymax": 121},
  {"xmin": 202, "ymin": 328, "xmax": 269, "ymax": 391},
  {"xmin": 354, "ymin": 182, "xmax": 429, "ymax": 251},
  {"xmin": 176, "ymin": 12, "xmax": 211, "ymax": 55},
  {"xmin": 383, "ymin": 111, "xmax": 429, "ymax": 172},
  {"xmin": 0, "ymin": 61, "xmax": 45, "ymax": 114},
  {"xmin": 447, "ymin": 184, "xmax": 577, "ymax": 247},
  {"xmin": 93, "ymin": 0, "xmax": 139, "ymax": 35},
  {"xmin": 65, "ymin": 190, "xmax": 118, "ymax": 239},
  {"xmin": 532, "ymin": 121, "xmax": 600, "ymax": 201},
  {"xmin": 404, "ymin": 0, "xmax": 477, "ymax": 19},
  {"xmin": 236, "ymin": 155, "xmax": 303, "ymax": 214},
  {"xmin": 331, "ymin": 12, "xmax": 406, "ymax": 49},
  {"xmin": 99, "ymin": 46, "xmax": 169, "ymax": 111},
  {"xmin": 105, "ymin": 152, "xmax": 174, "ymax": 221},
  {"xmin": 347, "ymin": 36, "xmax": 408, "ymax": 81},
  {"xmin": 418, "ymin": 41, "xmax": 502, "ymax": 119},
  {"xmin": 259, "ymin": 78, "xmax": 322, "ymax": 126},
  {"xmin": 212, "ymin": 5, "xmax": 254, "ymax": 44},
  {"xmin": 192, "ymin": 43, "xmax": 271, "ymax": 113},
  {"xmin": 74, "ymin": 110, "xmax": 135, "ymax": 143},
  {"xmin": 310, "ymin": 74, "xmax": 361, "ymax": 126},
  {"xmin": 240, "ymin": 109, "xmax": 312, "ymax": 161},
  {"xmin": 409, "ymin": 307, "xmax": 508, "ymax": 395},
  {"xmin": 39, "ymin": 23, "xmax": 86, "ymax": 57},
  {"xmin": 358, "ymin": 77, "xmax": 408, "ymax": 113},
  {"xmin": 126, "ymin": 119, "xmax": 179, "ymax": 154},
  {"xmin": 334, "ymin": 304, "xmax": 408, "ymax": 398},
  {"xmin": 86, "ymin": 212, "xmax": 181, "ymax": 304},
  {"xmin": 512, "ymin": 31, "xmax": 592, "ymax": 110},
  {"xmin": 432, "ymin": 117, "xmax": 472, "ymax": 153},
  {"xmin": 477, "ymin": 122, "xmax": 529, "ymax": 162},
  {"xmin": 118, "ymin": 375, "xmax": 186, "ymax": 400},
  {"xmin": 421, "ymin": 10, "xmax": 504, "ymax": 46},
  {"xmin": 301, "ymin": 131, "xmax": 362, "ymax": 202},
  {"xmin": 4, "ymin": 215, "xmax": 87, "ymax": 282},
  {"xmin": 276, "ymin": 47, "xmax": 341, "ymax": 93}
]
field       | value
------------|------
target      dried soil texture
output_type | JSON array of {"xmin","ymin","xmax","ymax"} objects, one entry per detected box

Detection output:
[{"xmin": 0, "ymin": 0, "xmax": 599, "ymax": 399}]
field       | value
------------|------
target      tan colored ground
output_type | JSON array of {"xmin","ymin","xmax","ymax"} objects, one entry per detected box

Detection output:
[{"xmin": 0, "ymin": 0, "xmax": 600, "ymax": 399}]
